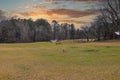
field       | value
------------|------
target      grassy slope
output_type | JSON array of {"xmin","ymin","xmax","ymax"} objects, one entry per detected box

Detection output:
[{"xmin": 0, "ymin": 41, "xmax": 120, "ymax": 80}]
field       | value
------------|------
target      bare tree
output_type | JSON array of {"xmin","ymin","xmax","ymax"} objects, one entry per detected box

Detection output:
[{"xmin": 81, "ymin": 26, "xmax": 90, "ymax": 42}]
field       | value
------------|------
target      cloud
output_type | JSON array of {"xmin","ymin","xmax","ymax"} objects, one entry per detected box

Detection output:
[
  {"xmin": 18, "ymin": 12, "xmax": 41, "ymax": 17},
  {"xmin": 45, "ymin": 0, "xmax": 97, "ymax": 1},
  {"xmin": 44, "ymin": 0, "xmax": 100, "ymax": 5},
  {"xmin": 45, "ymin": 0, "xmax": 99, "ymax": 2},
  {"xmin": 33, "ymin": 5, "xmax": 46, "ymax": 9},
  {"xmin": 11, "ymin": 7, "xmax": 98, "ymax": 24},
  {"xmin": 59, "ymin": 19, "xmax": 88, "ymax": 24},
  {"xmin": 14, "ymin": 8, "xmax": 98, "ymax": 18},
  {"xmin": 72, "ymin": 0, "xmax": 96, "ymax": 1},
  {"xmin": 12, "ymin": 8, "xmax": 97, "ymax": 28},
  {"xmin": 45, "ymin": 8, "xmax": 98, "ymax": 18},
  {"xmin": 8, "ymin": 1, "xmax": 99, "ymax": 27}
]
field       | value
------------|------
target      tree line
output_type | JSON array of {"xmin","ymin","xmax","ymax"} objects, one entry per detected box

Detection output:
[{"xmin": 0, "ymin": 18, "xmax": 81, "ymax": 43}]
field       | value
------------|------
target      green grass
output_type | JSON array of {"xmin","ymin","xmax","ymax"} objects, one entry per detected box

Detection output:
[{"xmin": 0, "ymin": 41, "xmax": 120, "ymax": 80}]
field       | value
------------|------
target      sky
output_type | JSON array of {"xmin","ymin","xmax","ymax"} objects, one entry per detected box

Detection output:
[{"xmin": 0, "ymin": 0, "xmax": 100, "ymax": 28}]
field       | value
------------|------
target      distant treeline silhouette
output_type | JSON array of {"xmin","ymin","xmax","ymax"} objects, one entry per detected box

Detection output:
[{"xmin": 0, "ymin": 19, "xmax": 81, "ymax": 42}]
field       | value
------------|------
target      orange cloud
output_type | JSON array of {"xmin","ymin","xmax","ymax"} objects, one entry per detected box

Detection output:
[
  {"xmin": 45, "ymin": 0, "xmax": 99, "ymax": 2},
  {"xmin": 45, "ymin": 8, "xmax": 98, "ymax": 18},
  {"xmin": 10, "ymin": 5, "xmax": 98, "ymax": 27},
  {"xmin": 45, "ymin": 0, "xmax": 100, "ymax": 5},
  {"xmin": 14, "ymin": 8, "xmax": 98, "ymax": 20},
  {"xmin": 59, "ymin": 19, "xmax": 88, "ymax": 24},
  {"xmin": 33, "ymin": 5, "xmax": 46, "ymax": 9}
]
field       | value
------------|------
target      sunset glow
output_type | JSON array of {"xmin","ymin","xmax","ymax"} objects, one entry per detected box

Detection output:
[{"xmin": 0, "ymin": 0, "xmax": 100, "ymax": 28}]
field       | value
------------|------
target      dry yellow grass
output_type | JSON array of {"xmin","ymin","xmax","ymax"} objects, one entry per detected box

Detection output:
[{"xmin": 0, "ymin": 41, "xmax": 119, "ymax": 80}]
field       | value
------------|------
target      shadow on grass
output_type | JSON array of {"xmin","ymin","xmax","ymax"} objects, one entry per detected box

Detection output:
[{"xmin": 83, "ymin": 49, "xmax": 99, "ymax": 52}]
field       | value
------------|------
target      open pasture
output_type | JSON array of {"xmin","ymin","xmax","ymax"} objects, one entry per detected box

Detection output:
[{"xmin": 0, "ymin": 41, "xmax": 120, "ymax": 80}]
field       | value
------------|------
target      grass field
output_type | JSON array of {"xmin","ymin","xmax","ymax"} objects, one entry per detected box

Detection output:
[{"xmin": 0, "ymin": 40, "xmax": 120, "ymax": 80}]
